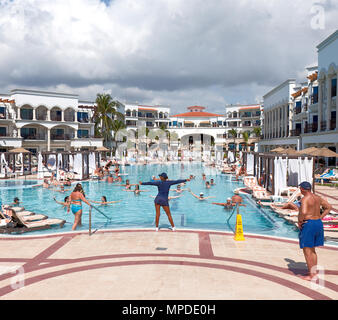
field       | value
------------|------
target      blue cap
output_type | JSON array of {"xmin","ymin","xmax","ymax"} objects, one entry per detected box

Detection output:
[
  {"xmin": 159, "ymin": 172, "xmax": 168, "ymax": 179},
  {"xmin": 299, "ymin": 181, "xmax": 312, "ymax": 190}
]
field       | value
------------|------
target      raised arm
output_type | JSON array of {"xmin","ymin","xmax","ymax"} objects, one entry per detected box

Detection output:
[
  {"xmin": 169, "ymin": 179, "xmax": 189, "ymax": 186},
  {"xmin": 211, "ymin": 202, "xmax": 226, "ymax": 206},
  {"xmin": 139, "ymin": 181, "xmax": 160, "ymax": 186}
]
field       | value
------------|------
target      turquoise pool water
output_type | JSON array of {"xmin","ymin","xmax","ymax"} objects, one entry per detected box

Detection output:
[
  {"xmin": 0, "ymin": 163, "xmax": 300, "ymax": 239},
  {"xmin": 0, "ymin": 180, "xmax": 40, "ymax": 189}
]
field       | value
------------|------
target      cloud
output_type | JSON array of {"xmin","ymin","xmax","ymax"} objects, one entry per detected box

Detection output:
[{"xmin": 0, "ymin": 0, "xmax": 336, "ymax": 113}]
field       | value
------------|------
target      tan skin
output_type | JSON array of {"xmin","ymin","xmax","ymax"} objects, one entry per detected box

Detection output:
[
  {"xmin": 298, "ymin": 187, "xmax": 332, "ymax": 281},
  {"xmin": 69, "ymin": 191, "xmax": 92, "ymax": 231}
]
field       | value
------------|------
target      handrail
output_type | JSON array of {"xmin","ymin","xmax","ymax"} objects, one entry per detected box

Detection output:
[
  {"xmin": 90, "ymin": 204, "xmax": 111, "ymax": 221},
  {"xmin": 226, "ymin": 203, "xmax": 239, "ymax": 233}
]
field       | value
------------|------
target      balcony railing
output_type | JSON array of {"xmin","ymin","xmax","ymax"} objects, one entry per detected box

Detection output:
[
  {"xmin": 0, "ymin": 112, "xmax": 13, "ymax": 120},
  {"xmin": 290, "ymin": 129, "xmax": 301, "ymax": 137},
  {"xmin": 295, "ymin": 107, "xmax": 301, "ymax": 114},
  {"xmin": 330, "ymin": 119, "xmax": 336, "ymax": 131},
  {"xmin": 311, "ymin": 94, "xmax": 318, "ymax": 105},
  {"xmin": 51, "ymin": 115, "xmax": 62, "ymax": 122},
  {"xmin": 304, "ymin": 123, "xmax": 318, "ymax": 133},
  {"xmin": 51, "ymin": 133, "xmax": 74, "ymax": 140},
  {"xmin": 21, "ymin": 133, "xmax": 46, "ymax": 140},
  {"xmin": 320, "ymin": 121, "xmax": 326, "ymax": 131}
]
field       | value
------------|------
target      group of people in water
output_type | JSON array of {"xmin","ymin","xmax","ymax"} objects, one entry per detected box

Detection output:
[{"xmin": 46, "ymin": 163, "xmax": 244, "ymax": 232}]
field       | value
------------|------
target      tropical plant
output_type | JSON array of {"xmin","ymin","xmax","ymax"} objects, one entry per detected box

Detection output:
[
  {"xmin": 92, "ymin": 93, "xmax": 125, "ymax": 148},
  {"xmin": 242, "ymin": 131, "xmax": 251, "ymax": 151},
  {"xmin": 253, "ymin": 127, "xmax": 262, "ymax": 138},
  {"xmin": 228, "ymin": 128, "xmax": 237, "ymax": 150}
]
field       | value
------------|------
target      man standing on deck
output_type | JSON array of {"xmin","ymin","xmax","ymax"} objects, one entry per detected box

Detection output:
[{"xmin": 297, "ymin": 181, "xmax": 332, "ymax": 281}]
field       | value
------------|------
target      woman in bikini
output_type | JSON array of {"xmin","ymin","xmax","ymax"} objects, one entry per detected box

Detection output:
[{"xmin": 69, "ymin": 184, "xmax": 92, "ymax": 230}]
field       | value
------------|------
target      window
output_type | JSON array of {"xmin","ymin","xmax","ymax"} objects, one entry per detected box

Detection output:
[
  {"xmin": 0, "ymin": 107, "xmax": 5, "ymax": 119},
  {"xmin": 0, "ymin": 127, "xmax": 6, "ymax": 136},
  {"xmin": 78, "ymin": 129, "xmax": 89, "ymax": 138},
  {"xmin": 77, "ymin": 112, "xmax": 89, "ymax": 123},
  {"xmin": 21, "ymin": 108, "xmax": 33, "ymax": 120},
  {"xmin": 21, "ymin": 127, "xmax": 36, "ymax": 139},
  {"xmin": 332, "ymin": 78, "xmax": 337, "ymax": 97}
]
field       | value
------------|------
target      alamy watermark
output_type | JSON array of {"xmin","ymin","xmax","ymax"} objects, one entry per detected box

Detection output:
[
  {"xmin": 310, "ymin": 1, "xmax": 326, "ymax": 30},
  {"xmin": 0, "ymin": 265, "xmax": 25, "ymax": 290}
]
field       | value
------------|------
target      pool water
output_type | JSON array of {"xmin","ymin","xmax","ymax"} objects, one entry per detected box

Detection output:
[
  {"xmin": 0, "ymin": 180, "xmax": 40, "ymax": 189},
  {"xmin": 0, "ymin": 163, "xmax": 300, "ymax": 239}
]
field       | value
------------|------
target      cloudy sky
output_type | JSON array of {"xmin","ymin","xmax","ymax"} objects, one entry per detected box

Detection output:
[{"xmin": 0, "ymin": 0, "xmax": 337, "ymax": 114}]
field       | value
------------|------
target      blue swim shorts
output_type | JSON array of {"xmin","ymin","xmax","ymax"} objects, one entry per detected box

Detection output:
[{"xmin": 299, "ymin": 219, "xmax": 324, "ymax": 249}]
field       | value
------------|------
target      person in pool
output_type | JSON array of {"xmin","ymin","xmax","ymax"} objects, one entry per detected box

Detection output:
[
  {"xmin": 172, "ymin": 184, "xmax": 188, "ymax": 194},
  {"xmin": 89, "ymin": 196, "xmax": 121, "ymax": 205},
  {"xmin": 69, "ymin": 184, "xmax": 92, "ymax": 230},
  {"xmin": 11, "ymin": 197, "xmax": 20, "ymax": 206},
  {"xmin": 212, "ymin": 198, "xmax": 234, "ymax": 209},
  {"xmin": 210, "ymin": 179, "xmax": 216, "ymax": 186},
  {"xmin": 189, "ymin": 190, "xmax": 215, "ymax": 201},
  {"xmin": 139, "ymin": 172, "xmax": 190, "ymax": 231},
  {"xmin": 55, "ymin": 185, "xmax": 71, "ymax": 193},
  {"xmin": 114, "ymin": 179, "xmax": 136, "ymax": 190},
  {"xmin": 124, "ymin": 184, "xmax": 149, "ymax": 195},
  {"xmin": 53, "ymin": 196, "xmax": 71, "ymax": 209},
  {"xmin": 205, "ymin": 181, "xmax": 211, "ymax": 189}
]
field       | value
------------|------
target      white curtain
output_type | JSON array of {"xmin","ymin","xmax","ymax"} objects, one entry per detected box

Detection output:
[
  {"xmin": 246, "ymin": 153, "xmax": 255, "ymax": 175},
  {"xmin": 89, "ymin": 152, "xmax": 96, "ymax": 174},
  {"xmin": 298, "ymin": 157, "xmax": 313, "ymax": 185},
  {"xmin": 288, "ymin": 158, "xmax": 299, "ymax": 187},
  {"xmin": 19, "ymin": 153, "xmax": 24, "ymax": 175},
  {"xmin": 74, "ymin": 153, "xmax": 83, "ymax": 179},
  {"xmin": 228, "ymin": 151, "xmax": 235, "ymax": 163},
  {"xmin": 274, "ymin": 157, "xmax": 287, "ymax": 195},
  {"xmin": 37, "ymin": 153, "xmax": 43, "ymax": 179}
]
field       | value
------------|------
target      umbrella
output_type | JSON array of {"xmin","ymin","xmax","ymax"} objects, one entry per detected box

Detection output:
[
  {"xmin": 8, "ymin": 147, "xmax": 30, "ymax": 153},
  {"xmin": 276, "ymin": 147, "xmax": 298, "ymax": 155},
  {"xmin": 294, "ymin": 147, "xmax": 319, "ymax": 155},
  {"xmin": 271, "ymin": 147, "xmax": 285, "ymax": 153},
  {"xmin": 96, "ymin": 146, "xmax": 109, "ymax": 151},
  {"xmin": 306, "ymin": 147, "xmax": 338, "ymax": 158}
]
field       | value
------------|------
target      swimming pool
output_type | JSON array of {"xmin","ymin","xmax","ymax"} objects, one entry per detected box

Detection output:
[
  {"xmin": 0, "ymin": 180, "xmax": 40, "ymax": 189},
  {"xmin": 0, "ymin": 163, "xmax": 302, "ymax": 239}
]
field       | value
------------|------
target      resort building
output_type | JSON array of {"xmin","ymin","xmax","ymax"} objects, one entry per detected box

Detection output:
[
  {"xmin": 301, "ymin": 30, "xmax": 338, "ymax": 165},
  {"xmin": 167, "ymin": 105, "xmax": 262, "ymax": 152},
  {"xmin": 258, "ymin": 79, "xmax": 298, "ymax": 152},
  {"xmin": 0, "ymin": 89, "xmax": 103, "ymax": 154},
  {"xmin": 117, "ymin": 102, "xmax": 170, "ymax": 131}
]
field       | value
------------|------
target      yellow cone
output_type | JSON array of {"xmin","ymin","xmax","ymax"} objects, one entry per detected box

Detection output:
[{"xmin": 234, "ymin": 213, "xmax": 245, "ymax": 241}]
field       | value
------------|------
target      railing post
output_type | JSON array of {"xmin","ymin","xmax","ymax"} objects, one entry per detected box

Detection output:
[{"xmin": 89, "ymin": 206, "xmax": 92, "ymax": 236}]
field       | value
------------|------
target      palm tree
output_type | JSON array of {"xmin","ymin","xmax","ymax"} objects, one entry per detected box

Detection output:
[
  {"xmin": 111, "ymin": 119, "xmax": 126, "ymax": 154},
  {"xmin": 253, "ymin": 127, "xmax": 262, "ymax": 138},
  {"xmin": 228, "ymin": 128, "xmax": 237, "ymax": 151},
  {"xmin": 93, "ymin": 93, "xmax": 125, "ymax": 148},
  {"xmin": 242, "ymin": 131, "xmax": 250, "ymax": 151}
]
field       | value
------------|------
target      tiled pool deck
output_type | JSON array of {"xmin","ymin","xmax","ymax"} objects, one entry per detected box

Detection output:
[{"xmin": 0, "ymin": 229, "xmax": 337, "ymax": 300}]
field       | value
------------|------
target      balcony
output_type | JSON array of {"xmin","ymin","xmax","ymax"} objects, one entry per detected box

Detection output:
[
  {"xmin": 21, "ymin": 133, "xmax": 46, "ymax": 140},
  {"xmin": 295, "ymin": 106, "xmax": 301, "ymax": 115},
  {"xmin": 320, "ymin": 121, "xmax": 326, "ymax": 132},
  {"xmin": 304, "ymin": 123, "xmax": 318, "ymax": 133},
  {"xmin": 311, "ymin": 94, "xmax": 318, "ymax": 105},
  {"xmin": 330, "ymin": 119, "xmax": 336, "ymax": 131},
  {"xmin": 290, "ymin": 129, "xmax": 301, "ymax": 137},
  {"xmin": 51, "ymin": 133, "xmax": 75, "ymax": 140},
  {"xmin": 0, "ymin": 111, "xmax": 13, "ymax": 120}
]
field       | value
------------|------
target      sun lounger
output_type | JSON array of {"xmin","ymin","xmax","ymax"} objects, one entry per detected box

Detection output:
[
  {"xmin": 252, "ymin": 190, "xmax": 271, "ymax": 201},
  {"xmin": 21, "ymin": 214, "xmax": 48, "ymax": 222},
  {"xmin": 11, "ymin": 209, "xmax": 65, "ymax": 230}
]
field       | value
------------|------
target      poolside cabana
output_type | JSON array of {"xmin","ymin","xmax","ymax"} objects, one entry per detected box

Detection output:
[
  {"xmin": 242, "ymin": 151, "xmax": 315, "ymax": 195},
  {"xmin": 0, "ymin": 148, "xmax": 32, "ymax": 178}
]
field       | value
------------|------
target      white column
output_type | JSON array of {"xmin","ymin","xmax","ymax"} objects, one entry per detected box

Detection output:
[
  {"xmin": 17, "ymin": 107, "xmax": 21, "ymax": 120},
  {"xmin": 75, "ymin": 110, "xmax": 78, "ymax": 122},
  {"xmin": 47, "ymin": 109, "xmax": 51, "ymax": 121},
  {"xmin": 47, "ymin": 128, "xmax": 51, "ymax": 151},
  {"xmin": 61, "ymin": 110, "xmax": 64, "ymax": 122},
  {"xmin": 326, "ymin": 76, "xmax": 332, "ymax": 131},
  {"xmin": 17, "ymin": 127, "xmax": 21, "ymax": 138},
  {"xmin": 33, "ymin": 107, "xmax": 36, "ymax": 121},
  {"xmin": 318, "ymin": 79, "xmax": 323, "ymax": 132},
  {"xmin": 284, "ymin": 105, "xmax": 288, "ymax": 137}
]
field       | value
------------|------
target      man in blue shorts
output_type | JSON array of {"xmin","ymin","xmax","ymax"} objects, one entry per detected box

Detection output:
[{"xmin": 298, "ymin": 181, "xmax": 332, "ymax": 281}]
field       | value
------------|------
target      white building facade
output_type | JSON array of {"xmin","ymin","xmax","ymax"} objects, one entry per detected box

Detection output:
[{"xmin": 0, "ymin": 89, "xmax": 103, "ymax": 153}]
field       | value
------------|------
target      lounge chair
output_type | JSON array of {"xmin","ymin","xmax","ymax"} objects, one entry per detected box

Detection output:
[
  {"xmin": 243, "ymin": 176, "xmax": 265, "ymax": 191},
  {"xmin": 10, "ymin": 209, "xmax": 65, "ymax": 230},
  {"xmin": 252, "ymin": 190, "xmax": 271, "ymax": 201}
]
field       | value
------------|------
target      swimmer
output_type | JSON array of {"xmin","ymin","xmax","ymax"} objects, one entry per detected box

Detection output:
[
  {"xmin": 53, "ymin": 196, "xmax": 71, "ymax": 209},
  {"xmin": 124, "ymin": 184, "xmax": 149, "ymax": 195},
  {"xmin": 140, "ymin": 172, "xmax": 190, "ymax": 231},
  {"xmin": 189, "ymin": 175, "xmax": 195, "ymax": 180},
  {"xmin": 202, "ymin": 173, "xmax": 206, "ymax": 181},
  {"xmin": 113, "ymin": 179, "xmax": 136, "ymax": 190},
  {"xmin": 43, "ymin": 179, "xmax": 50, "ymax": 188},
  {"xmin": 212, "ymin": 198, "xmax": 234, "ymax": 209},
  {"xmin": 205, "ymin": 181, "xmax": 211, "ymax": 189},
  {"xmin": 189, "ymin": 190, "xmax": 215, "ymax": 201},
  {"xmin": 151, "ymin": 176, "xmax": 160, "ymax": 181},
  {"xmin": 55, "ymin": 185, "xmax": 71, "ymax": 193},
  {"xmin": 210, "ymin": 179, "xmax": 216, "ymax": 186},
  {"xmin": 11, "ymin": 197, "xmax": 21, "ymax": 206},
  {"xmin": 172, "ymin": 184, "xmax": 188, "ymax": 194},
  {"xmin": 107, "ymin": 174, "xmax": 114, "ymax": 183},
  {"xmin": 90, "ymin": 196, "xmax": 121, "ymax": 205}
]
